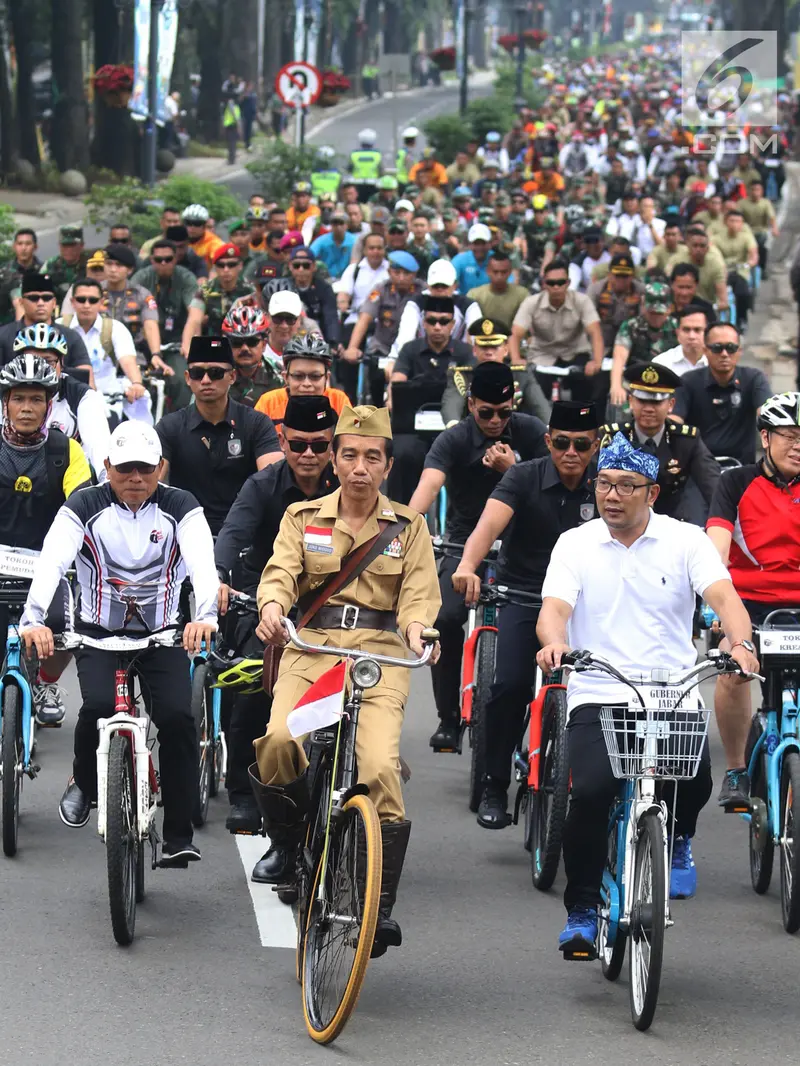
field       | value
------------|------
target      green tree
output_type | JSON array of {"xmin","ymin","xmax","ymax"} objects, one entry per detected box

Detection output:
[{"xmin": 246, "ymin": 140, "xmax": 327, "ymax": 205}]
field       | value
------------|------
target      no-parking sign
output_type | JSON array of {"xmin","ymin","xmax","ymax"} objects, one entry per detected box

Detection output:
[{"xmin": 276, "ymin": 61, "xmax": 322, "ymax": 109}]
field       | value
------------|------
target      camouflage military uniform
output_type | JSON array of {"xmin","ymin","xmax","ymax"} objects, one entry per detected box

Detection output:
[
  {"xmin": 521, "ymin": 217, "xmax": 558, "ymax": 268},
  {"xmin": 43, "ymin": 252, "xmax": 91, "ymax": 305},
  {"xmin": 613, "ymin": 313, "xmax": 678, "ymax": 363},
  {"xmin": 191, "ymin": 277, "xmax": 255, "ymax": 336},
  {"xmin": 230, "ymin": 363, "xmax": 284, "ymax": 408}
]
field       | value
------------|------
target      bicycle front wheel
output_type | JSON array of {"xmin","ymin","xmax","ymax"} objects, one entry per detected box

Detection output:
[
  {"xmin": 628, "ymin": 811, "xmax": 666, "ymax": 1031},
  {"xmin": 530, "ymin": 687, "xmax": 569, "ymax": 891},
  {"xmin": 302, "ymin": 792, "xmax": 382, "ymax": 1045},
  {"xmin": 1, "ymin": 684, "xmax": 22, "ymax": 857},
  {"xmin": 749, "ymin": 716, "xmax": 774, "ymax": 894},
  {"xmin": 780, "ymin": 751, "xmax": 800, "ymax": 933},
  {"xmin": 468, "ymin": 630, "xmax": 497, "ymax": 813},
  {"xmin": 191, "ymin": 663, "xmax": 212, "ymax": 827},
  {"xmin": 106, "ymin": 732, "xmax": 138, "ymax": 946}
]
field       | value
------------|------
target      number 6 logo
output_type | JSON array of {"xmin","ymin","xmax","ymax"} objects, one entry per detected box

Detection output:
[{"xmin": 695, "ymin": 37, "xmax": 763, "ymax": 114}]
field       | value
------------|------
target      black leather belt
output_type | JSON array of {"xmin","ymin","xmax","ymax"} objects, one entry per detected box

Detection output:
[{"xmin": 305, "ymin": 606, "xmax": 398, "ymax": 632}]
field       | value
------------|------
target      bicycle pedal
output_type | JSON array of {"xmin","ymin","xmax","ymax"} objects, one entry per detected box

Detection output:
[
  {"xmin": 431, "ymin": 744, "xmax": 460, "ymax": 754},
  {"xmin": 561, "ymin": 945, "xmax": 597, "ymax": 962},
  {"xmin": 158, "ymin": 857, "xmax": 189, "ymax": 869},
  {"xmin": 722, "ymin": 801, "xmax": 751, "ymax": 814},
  {"xmin": 230, "ymin": 827, "xmax": 262, "ymax": 836}
]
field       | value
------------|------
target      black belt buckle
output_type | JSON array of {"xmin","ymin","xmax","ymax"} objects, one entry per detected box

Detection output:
[{"xmin": 342, "ymin": 605, "xmax": 359, "ymax": 630}]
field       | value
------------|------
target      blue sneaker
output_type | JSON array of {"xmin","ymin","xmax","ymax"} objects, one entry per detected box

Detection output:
[
  {"xmin": 670, "ymin": 835, "xmax": 697, "ymax": 899},
  {"xmin": 558, "ymin": 906, "xmax": 598, "ymax": 958}
]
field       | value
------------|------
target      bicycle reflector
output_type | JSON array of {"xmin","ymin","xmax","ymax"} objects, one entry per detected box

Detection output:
[{"xmin": 351, "ymin": 658, "xmax": 382, "ymax": 690}]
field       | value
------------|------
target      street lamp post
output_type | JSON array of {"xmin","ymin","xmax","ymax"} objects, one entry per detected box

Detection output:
[
  {"xmin": 300, "ymin": 3, "xmax": 314, "ymax": 146},
  {"xmin": 514, "ymin": 0, "xmax": 527, "ymax": 110},
  {"xmin": 143, "ymin": 0, "xmax": 164, "ymax": 186}
]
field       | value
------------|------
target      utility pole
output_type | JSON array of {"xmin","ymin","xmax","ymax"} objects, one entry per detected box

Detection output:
[
  {"xmin": 300, "ymin": 0, "xmax": 314, "ymax": 145},
  {"xmin": 515, "ymin": 0, "xmax": 527, "ymax": 109},
  {"xmin": 144, "ymin": 0, "xmax": 164, "ymax": 186},
  {"xmin": 459, "ymin": 0, "xmax": 472, "ymax": 116}
]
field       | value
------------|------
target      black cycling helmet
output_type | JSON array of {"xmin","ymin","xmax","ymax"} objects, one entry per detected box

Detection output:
[{"xmin": 282, "ymin": 333, "xmax": 332, "ymax": 368}]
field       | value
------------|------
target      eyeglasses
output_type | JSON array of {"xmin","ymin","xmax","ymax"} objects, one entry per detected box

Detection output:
[
  {"xmin": 73, "ymin": 295, "xmax": 101, "ymax": 305},
  {"xmin": 216, "ymin": 260, "xmax": 239, "ymax": 270},
  {"xmin": 550, "ymin": 434, "xmax": 593, "ymax": 452},
  {"xmin": 290, "ymin": 261, "xmax": 313, "ymax": 270},
  {"xmin": 476, "ymin": 406, "xmax": 513, "ymax": 422},
  {"xmin": 425, "ymin": 315, "xmax": 453, "ymax": 326},
  {"xmin": 595, "ymin": 477, "xmax": 650, "ymax": 497},
  {"xmin": 114, "ymin": 461, "xmax": 158, "ymax": 475},
  {"xmin": 770, "ymin": 430, "xmax": 800, "ymax": 448},
  {"xmin": 545, "ymin": 278, "xmax": 568, "ymax": 287},
  {"xmin": 229, "ymin": 337, "xmax": 262, "ymax": 349},
  {"xmin": 286, "ymin": 438, "xmax": 330, "ymax": 454},
  {"xmin": 271, "ymin": 314, "xmax": 298, "ymax": 325},
  {"xmin": 708, "ymin": 342, "xmax": 739, "ymax": 355},
  {"xmin": 288, "ymin": 370, "xmax": 326, "ymax": 383},
  {"xmin": 153, "ymin": 256, "xmax": 175, "ymax": 264},
  {"xmin": 24, "ymin": 293, "xmax": 55, "ymax": 302},
  {"xmin": 188, "ymin": 365, "xmax": 230, "ymax": 381}
]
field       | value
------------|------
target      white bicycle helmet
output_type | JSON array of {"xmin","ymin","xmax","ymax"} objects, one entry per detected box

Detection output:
[
  {"xmin": 0, "ymin": 352, "xmax": 60, "ymax": 394},
  {"xmin": 358, "ymin": 128, "xmax": 377, "ymax": 146},
  {"xmin": 12, "ymin": 323, "xmax": 69, "ymax": 359},
  {"xmin": 758, "ymin": 393, "xmax": 800, "ymax": 430},
  {"xmin": 317, "ymin": 145, "xmax": 336, "ymax": 161},
  {"xmin": 182, "ymin": 203, "xmax": 209, "ymax": 223},
  {"xmin": 402, "ymin": 126, "xmax": 419, "ymax": 140}
]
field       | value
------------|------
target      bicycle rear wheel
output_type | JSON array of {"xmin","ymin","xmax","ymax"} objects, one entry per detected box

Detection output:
[
  {"xmin": 1, "ymin": 684, "xmax": 22, "ymax": 857},
  {"xmin": 628, "ymin": 812, "xmax": 666, "ymax": 1031},
  {"xmin": 530, "ymin": 687, "xmax": 568, "ymax": 891},
  {"xmin": 748, "ymin": 716, "xmax": 774, "ymax": 894},
  {"xmin": 779, "ymin": 752, "xmax": 800, "ymax": 933},
  {"xmin": 106, "ymin": 732, "xmax": 138, "ymax": 946},
  {"xmin": 468, "ymin": 630, "xmax": 497, "ymax": 813},
  {"xmin": 302, "ymin": 792, "xmax": 382, "ymax": 1045},
  {"xmin": 191, "ymin": 663, "xmax": 212, "ymax": 827}
]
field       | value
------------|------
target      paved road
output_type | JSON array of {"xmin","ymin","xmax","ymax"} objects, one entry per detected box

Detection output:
[
  {"xmin": 0, "ymin": 663, "xmax": 796, "ymax": 1065},
  {"xmin": 36, "ymin": 82, "xmax": 488, "ymax": 261}
]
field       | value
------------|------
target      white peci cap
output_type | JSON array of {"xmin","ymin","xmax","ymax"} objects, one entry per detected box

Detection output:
[
  {"xmin": 427, "ymin": 259, "xmax": 457, "ymax": 287},
  {"xmin": 468, "ymin": 223, "xmax": 492, "ymax": 242},
  {"xmin": 268, "ymin": 290, "xmax": 303, "ymax": 318},
  {"xmin": 108, "ymin": 421, "xmax": 162, "ymax": 468}
]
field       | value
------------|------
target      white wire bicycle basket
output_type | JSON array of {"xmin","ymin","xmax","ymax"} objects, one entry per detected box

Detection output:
[{"xmin": 599, "ymin": 704, "xmax": 710, "ymax": 780}]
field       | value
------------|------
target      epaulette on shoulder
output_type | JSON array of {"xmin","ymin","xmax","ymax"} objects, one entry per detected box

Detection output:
[{"xmin": 669, "ymin": 420, "xmax": 697, "ymax": 437}]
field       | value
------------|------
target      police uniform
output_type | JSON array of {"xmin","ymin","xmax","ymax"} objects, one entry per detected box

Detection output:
[
  {"xmin": 254, "ymin": 404, "xmax": 440, "ymax": 826},
  {"xmin": 101, "ymin": 283, "xmax": 159, "ymax": 350},
  {"xmin": 44, "ymin": 225, "xmax": 90, "ymax": 304},
  {"xmin": 350, "ymin": 149, "xmax": 382, "ymax": 202},
  {"xmin": 600, "ymin": 362, "xmax": 721, "ymax": 523},
  {"xmin": 586, "ymin": 253, "xmax": 645, "ymax": 352}
]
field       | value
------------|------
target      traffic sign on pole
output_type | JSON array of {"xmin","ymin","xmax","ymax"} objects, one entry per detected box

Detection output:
[{"xmin": 275, "ymin": 61, "xmax": 322, "ymax": 109}]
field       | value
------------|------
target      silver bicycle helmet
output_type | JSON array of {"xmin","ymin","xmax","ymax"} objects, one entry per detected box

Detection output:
[
  {"xmin": 12, "ymin": 323, "xmax": 69, "ymax": 359},
  {"xmin": 0, "ymin": 352, "xmax": 60, "ymax": 394},
  {"xmin": 757, "ymin": 392, "xmax": 800, "ymax": 430},
  {"xmin": 182, "ymin": 203, "xmax": 209, "ymax": 224},
  {"xmin": 282, "ymin": 333, "xmax": 332, "ymax": 368}
]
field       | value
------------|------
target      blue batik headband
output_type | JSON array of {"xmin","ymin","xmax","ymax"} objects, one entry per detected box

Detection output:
[{"xmin": 597, "ymin": 431, "xmax": 660, "ymax": 481}]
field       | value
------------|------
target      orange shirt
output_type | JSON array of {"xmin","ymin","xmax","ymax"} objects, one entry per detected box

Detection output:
[
  {"xmin": 525, "ymin": 171, "xmax": 565, "ymax": 202},
  {"xmin": 191, "ymin": 230, "xmax": 226, "ymax": 268},
  {"xmin": 255, "ymin": 386, "xmax": 349, "ymax": 423},
  {"xmin": 408, "ymin": 161, "xmax": 449, "ymax": 188},
  {"xmin": 286, "ymin": 204, "xmax": 321, "ymax": 231}
]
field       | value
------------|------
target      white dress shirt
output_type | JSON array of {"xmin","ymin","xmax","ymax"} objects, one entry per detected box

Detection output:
[
  {"xmin": 61, "ymin": 315, "xmax": 152, "ymax": 425},
  {"xmin": 541, "ymin": 511, "xmax": 730, "ymax": 714},
  {"xmin": 652, "ymin": 345, "xmax": 709, "ymax": 377},
  {"xmin": 337, "ymin": 258, "xmax": 390, "ymax": 325}
]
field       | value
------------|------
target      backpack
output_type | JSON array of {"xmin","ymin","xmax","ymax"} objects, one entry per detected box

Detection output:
[{"xmin": 44, "ymin": 429, "xmax": 70, "ymax": 500}]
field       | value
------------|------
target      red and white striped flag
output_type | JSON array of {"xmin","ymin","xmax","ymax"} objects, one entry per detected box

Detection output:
[{"xmin": 287, "ymin": 660, "xmax": 347, "ymax": 738}]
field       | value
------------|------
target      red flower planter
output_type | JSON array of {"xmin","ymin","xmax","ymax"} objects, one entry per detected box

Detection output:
[{"xmin": 430, "ymin": 47, "xmax": 456, "ymax": 71}]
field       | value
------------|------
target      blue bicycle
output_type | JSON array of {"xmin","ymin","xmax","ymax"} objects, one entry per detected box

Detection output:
[{"xmin": 745, "ymin": 608, "xmax": 800, "ymax": 932}]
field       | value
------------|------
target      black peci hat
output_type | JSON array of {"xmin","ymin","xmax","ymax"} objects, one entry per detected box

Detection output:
[
  {"xmin": 283, "ymin": 395, "xmax": 337, "ymax": 432},
  {"xmin": 470, "ymin": 361, "xmax": 515, "ymax": 404},
  {"xmin": 549, "ymin": 400, "xmax": 600, "ymax": 431}
]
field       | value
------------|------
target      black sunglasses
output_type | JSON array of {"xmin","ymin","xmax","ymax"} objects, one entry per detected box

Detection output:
[
  {"xmin": 74, "ymin": 295, "xmax": 101, "ymax": 305},
  {"xmin": 271, "ymin": 313, "xmax": 298, "ymax": 325},
  {"xmin": 545, "ymin": 278, "xmax": 568, "ymax": 287},
  {"xmin": 476, "ymin": 406, "xmax": 512, "ymax": 421},
  {"xmin": 708, "ymin": 341, "xmax": 739, "ymax": 354},
  {"xmin": 216, "ymin": 260, "xmax": 239, "ymax": 269},
  {"xmin": 153, "ymin": 256, "xmax": 175, "ymax": 264},
  {"xmin": 550, "ymin": 434, "xmax": 593, "ymax": 452},
  {"xmin": 229, "ymin": 337, "xmax": 262, "ymax": 349},
  {"xmin": 115, "ymin": 461, "xmax": 158, "ymax": 475},
  {"xmin": 24, "ymin": 293, "xmax": 55, "ymax": 302},
  {"xmin": 290, "ymin": 261, "xmax": 313, "ymax": 270},
  {"xmin": 111, "ymin": 236, "xmax": 131, "ymax": 244},
  {"xmin": 188, "ymin": 365, "xmax": 230, "ymax": 381},
  {"xmin": 286, "ymin": 439, "xmax": 330, "ymax": 454},
  {"xmin": 425, "ymin": 315, "xmax": 453, "ymax": 326}
]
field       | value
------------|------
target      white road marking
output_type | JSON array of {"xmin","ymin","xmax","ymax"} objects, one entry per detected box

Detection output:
[{"xmin": 235, "ymin": 835, "xmax": 297, "ymax": 949}]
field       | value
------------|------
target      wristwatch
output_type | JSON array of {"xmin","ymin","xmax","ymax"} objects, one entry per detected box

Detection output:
[{"xmin": 730, "ymin": 639, "xmax": 756, "ymax": 654}]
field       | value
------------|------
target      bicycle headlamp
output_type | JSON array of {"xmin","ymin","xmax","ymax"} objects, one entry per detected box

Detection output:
[{"xmin": 352, "ymin": 658, "xmax": 381, "ymax": 690}]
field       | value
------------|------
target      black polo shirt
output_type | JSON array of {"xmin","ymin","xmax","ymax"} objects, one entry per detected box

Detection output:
[
  {"xmin": 0, "ymin": 319, "xmax": 90, "ymax": 369},
  {"xmin": 157, "ymin": 398, "xmax": 280, "ymax": 536},
  {"xmin": 424, "ymin": 412, "xmax": 547, "ymax": 543},
  {"xmin": 393, "ymin": 337, "xmax": 473, "ymax": 385},
  {"xmin": 490, "ymin": 455, "xmax": 597, "ymax": 593},
  {"xmin": 673, "ymin": 364, "xmax": 771, "ymax": 465},
  {"xmin": 215, "ymin": 458, "xmax": 338, "ymax": 591}
]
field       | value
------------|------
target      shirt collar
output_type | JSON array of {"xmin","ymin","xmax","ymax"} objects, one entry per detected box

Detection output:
[
  {"xmin": 596, "ymin": 508, "xmax": 665, "ymax": 544},
  {"xmin": 634, "ymin": 424, "xmax": 665, "ymax": 447},
  {"xmin": 314, "ymin": 487, "xmax": 397, "ymax": 541},
  {"xmin": 542, "ymin": 454, "xmax": 594, "ymax": 491},
  {"xmin": 185, "ymin": 398, "xmax": 235, "ymax": 429}
]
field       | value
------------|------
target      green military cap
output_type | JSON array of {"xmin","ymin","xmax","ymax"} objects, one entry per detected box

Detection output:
[
  {"xmin": 481, "ymin": 181, "xmax": 498, "ymax": 193},
  {"xmin": 59, "ymin": 224, "xmax": 83, "ymax": 244},
  {"xmin": 495, "ymin": 191, "xmax": 512, "ymax": 206},
  {"xmin": 441, "ymin": 209, "xmax": 458, "ymax": 221},
  {"xmin": 388, "ymin": 217, "xmax": 408, "ymax": 233},
  {"xmin": 644, "ymin": 281, "xmax": 671, "ymax": 313},
  {"xmin": 418, "ymin": 206, "xmax": 437, "ymax": 221},
  {"xmin": 334, "ymin": 404, "xmax": 393, "ymax": 440},
  {"xmin": 228, "ymin": 217, "xmax": 249, "ymax": 234},
  {"xmin": 477, "ymin": 207, "xmax": 494, "ymax": 222},
  {"xmin": 624, "ymin": 361, "xmax": 682, "ymax": 401},
  {"xmin": 403, "ymin": 184, "xmax": 420, "ymax": 197}
]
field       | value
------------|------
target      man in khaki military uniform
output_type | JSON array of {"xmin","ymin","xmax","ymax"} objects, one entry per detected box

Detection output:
[{"xmin": 252, "ymin": 403, "xmax": 441, "ymax": 958}]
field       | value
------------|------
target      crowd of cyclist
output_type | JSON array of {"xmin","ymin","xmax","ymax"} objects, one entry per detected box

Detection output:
[{"xmin": 1, "ymin": 38, "xmax": 799, "ymax": 958}]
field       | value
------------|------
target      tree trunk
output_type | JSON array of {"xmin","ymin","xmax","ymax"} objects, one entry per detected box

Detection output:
[
  {"xmin": 194, "ymin": 0, "xmax": 224, "ymax": 142},
  {"xmin": 224, "ymin": 0, "xmax": 258, "ymax": 84},
  {"xmin": 8, "ymin": 0, "xmax": 38, "ymax": 167},
  {"xmin": 383, "ymin": 0, "xmax": 410, "ymax": 54},
  {"xmin": 90, "ymin": 0, "xmax": 136, "ymax": 175},
  {"xmin": 51, "ymin": 0, "xmax": 90, "ymax": 172}
]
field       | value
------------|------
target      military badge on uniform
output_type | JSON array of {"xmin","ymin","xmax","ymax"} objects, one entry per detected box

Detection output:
[
  {"xmin": 383, "ymin": 537, "xmax": 403, "ymax": 558},
  {"xmin": 731, "ymin": 392, "xmax": 741, "ymax": 407},
  {"xmin": 227, "ymin": 438, "xmax": 242, "ymax": 457},
  {"xmin": 580, "ymin": 503, "xmax": 594, "ymax": 521}
]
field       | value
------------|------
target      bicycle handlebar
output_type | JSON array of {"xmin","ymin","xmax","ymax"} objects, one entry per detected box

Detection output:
[
  {"xmin": 478, "ymin": 582, "xmax": 541, "ymax": 607},
  {"xmin": 227, "ymin": 591, "xmax": 258, "ymax": 614},
  {"xmin": 55, "ymin": 627, "xmax": 182, "ymax": 653},
  {"xmin": 561, "ymin": 649, "xmax": 764, "ymax": 685},
  {"xmin": 280, "ymin": 616, "xmax": 438, "ymax": 669}
]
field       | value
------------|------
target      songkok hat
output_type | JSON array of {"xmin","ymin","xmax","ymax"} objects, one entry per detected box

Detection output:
[{"xmin": 334, "ymin": 404, "xmax": 392, "ymax": 440}]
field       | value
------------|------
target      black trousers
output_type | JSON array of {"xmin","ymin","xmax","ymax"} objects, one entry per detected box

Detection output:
[
  {"xmin": 484, "ymin": 603, "xmax": 541, "ymax": 787},
  {"xmin": 727, "ymin": 271, "xmax": 751, "ymax": 326},
  {"xmin": 221, "ymin": 610, "xmax": 272, "ymax": 801},
  {"xmin": 562, "ymin": 704, "xmax": 713, "ymax": 910},
  {"xmin": 387, "ymin": 432, "xmax": 430, "ymax": 504},
  {"xmin": 334, "ymin": 354, "xmax": 386, "ymax": 406},
  {"xmin": 73, "ymin": 644, "xmax": 196, "ymax": 844},
  {"xmin": 430, "ymin": 554, "xmax": 477, "ymax": 725}
]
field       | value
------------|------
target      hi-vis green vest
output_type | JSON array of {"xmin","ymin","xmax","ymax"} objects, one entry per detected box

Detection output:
[
  {"xmin": 396, "ymin": 148, "xmax": 409, "ymax": 184},
  {"xmin": 349, "ymin": 150, "xmax": 381, "ymax": 181},
  {"xmin": 311, "ymin": 169, "xmax": 341, "ymax": 199}
]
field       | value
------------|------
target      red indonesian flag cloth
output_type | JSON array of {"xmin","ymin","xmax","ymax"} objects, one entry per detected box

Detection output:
[{"xmin": 287, "ymin": 660, "xmax": 347, "ymax": 738}]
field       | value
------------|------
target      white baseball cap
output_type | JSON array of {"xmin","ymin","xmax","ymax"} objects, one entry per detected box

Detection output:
[
  {"xmin": 468, "ymin": 223, "xmax": 492, "ymax": 242},
  {"xmin": 394, "ymin": 199, "xmax": 415, "ymax": 213},
  {"xmin": 427, "ymin": 259, "xmax": 457, "ymax": 287},
  {"xmin": 108, "ymin": 422, "xmax": 162, "ymax": 468},
  {"xmin": 269, "ymin": 290, "xmax": 303, "ymax": 318}
]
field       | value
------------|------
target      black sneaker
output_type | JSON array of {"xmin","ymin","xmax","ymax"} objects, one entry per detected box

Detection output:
[
  {"xmin": 477, "ymin": 779, "xmax": 511, "ymax": 829},
  {"xmin": 58, "ymin": 779, "xmax": 91, "ymax": 828},
  {"xmin": 718, "ymin": 768, "xmax": 751, "ymax": 809},
  {"xmin": 160, "ymin": 841, "xmax": 201, "ymax": 868},
  {"xmin": 429, "ymin": 720, "xmax": 460, "ymax": 752}
]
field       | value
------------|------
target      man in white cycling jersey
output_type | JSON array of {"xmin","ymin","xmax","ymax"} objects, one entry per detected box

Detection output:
[
  {"xmin": 21, "ymin": 422, "xmax": 218, "ymax": 866},
  {"xmin": 536, "ymin": 432, "xmax": 758, "ymax": 957}
]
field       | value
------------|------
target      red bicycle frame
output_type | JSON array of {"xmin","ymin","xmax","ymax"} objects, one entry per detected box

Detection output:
[
  {"xmin": 115, "ymin": 664, "xmax": 158, "ymax": 794},
  {"xmin": 459, "ymin": 625, "xmax": 498, "ymax": 726},
  {"xmin": 527, "ymin": 683, "xmax": 567, "ymax": 787}
]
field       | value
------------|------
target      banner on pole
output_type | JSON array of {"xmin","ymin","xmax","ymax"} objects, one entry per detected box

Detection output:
[
  {"xmin": 156, "ymin": 0, "xmax": 180, "ymax": 124},
  {"xmin": 130, "ymin": 0, "xmax": 151, "ymax": 119},
  {"xmin": 455, "ymin": 0, "xmax": 465, "ymax": 79}
]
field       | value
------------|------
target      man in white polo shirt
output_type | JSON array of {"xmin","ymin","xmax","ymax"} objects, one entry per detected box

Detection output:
[
  {"xmin": 653, "ymin": 305, "xmax": 709, "ymax": 377},
  {"xmin": 536, "ymin": 432, "xmax": 758, "ymax": 956}
]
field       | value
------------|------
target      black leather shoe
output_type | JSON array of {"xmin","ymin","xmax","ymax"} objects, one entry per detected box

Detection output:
[
  {"xmin": 251, "ymin": 844, "xmax": 291, "ymax": 884},
  {"xmin": 477, "ymin": 780, "xmax": 511, "ymax": 829},
  {"xmin": 429, "ymin": 720, "xmax": 460, "ymax": 751},
  {"xmin": 58, "ymin": 779, "xmax": 91, "ymax": 828},
  {"xmin": 160, "ymin": 841, "xmax": 201, "ymax": 867},
  {"xmin": 225, "ymin": 801, "xmax": 262, "ymax": 834}
]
